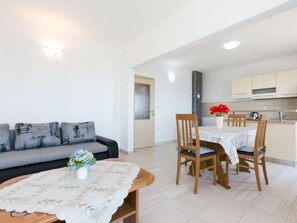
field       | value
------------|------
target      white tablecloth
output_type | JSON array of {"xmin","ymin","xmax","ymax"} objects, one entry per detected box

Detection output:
[
  {"xmin": 0, "ymin": 161, "xmax": 140, "ymax": 223},
  {"xmin": 199, "ymin": 126, "xmax": 256, "ymax": 165}
]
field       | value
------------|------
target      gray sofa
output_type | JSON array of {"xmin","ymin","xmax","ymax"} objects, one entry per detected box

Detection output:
[{"xmin": 0, "ymin": 123, "xmax": 119, "ymax": 183}]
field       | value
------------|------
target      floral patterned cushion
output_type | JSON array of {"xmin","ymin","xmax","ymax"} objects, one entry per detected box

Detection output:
[
  {"xmin": 0, "ymin": 124, "xmax": 10, "ymax": 152},
  {"xmin": 14, "ymin": 122, "xmax": 61, "ymax": 150},
  {"xmin": 61, "ymin": 122, "xmax": 96, "ymax": 145}
]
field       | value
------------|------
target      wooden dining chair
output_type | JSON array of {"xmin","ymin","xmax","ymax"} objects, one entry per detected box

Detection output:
[
  {"xmin": 225, "ymin": 114, "xmax": 247, "ymax": 174},
  {"xmin": 236, "ymin": 114, "xmax": 269, "ymax": 191},
  {"xmin": 176, "ymin": 114, "xmax": 217, "ymax": 194},
  {"xmin": 227, "ymin": 114, "xmax": 247, "ymax": 127}
]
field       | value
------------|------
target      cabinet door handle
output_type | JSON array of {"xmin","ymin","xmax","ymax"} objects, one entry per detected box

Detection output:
[
  {"xmin": 264, "ymin": 94, "xmax": 275, "ymax": 98},
  {"xmin": 281, "ymin": 93, "xmax": 297, "ymax": 96},
  {"xmin": 235, "ymin": 93, "xmax": 247, "ymax": 95}
]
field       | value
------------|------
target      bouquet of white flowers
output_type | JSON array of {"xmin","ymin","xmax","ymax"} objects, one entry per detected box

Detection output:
[{"xmin": 67, "ymin": 149, "xmax": 96, "ymax": 171}]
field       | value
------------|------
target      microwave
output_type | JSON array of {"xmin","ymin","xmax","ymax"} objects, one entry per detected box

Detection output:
[{"xmin": 252, "ymin": 87, "xmax": 276, "ymax": 99}]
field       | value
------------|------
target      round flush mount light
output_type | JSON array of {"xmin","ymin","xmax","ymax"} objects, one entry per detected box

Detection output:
[
  {"xmin": 42, "ymin": 40, "xmax": 64, "ymax": 58},
  {"xmin": 222, "ymin": 41, "xmax": 240, "ymax": 50}
]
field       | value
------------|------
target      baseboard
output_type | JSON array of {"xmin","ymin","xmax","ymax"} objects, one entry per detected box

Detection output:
[
  {"xmin": 155, "ymin": 140, "xmax": 177, "ymax": 146},
  {"xmin": 120, "ymin": 140, "xmax": 176, "ymax": 155},
  {"xmin": 266, "ymin": 157, "xmax": 296, "ymax": 167},
  {"xmin": 119, "ymin": 149, "xmax": 134, "ymax": 155}
]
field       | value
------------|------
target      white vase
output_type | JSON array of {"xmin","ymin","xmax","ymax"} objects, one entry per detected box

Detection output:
[
  {"xmin": 76, "ymin": 167, "xmax": 88, "ymax": 180},
  {"xmin": 216, "ymin": 117, "xmax": 224, "ymax": 129}
]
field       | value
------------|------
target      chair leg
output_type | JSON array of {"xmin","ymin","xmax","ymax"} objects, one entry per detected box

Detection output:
[
  {"xmin": 261, "ymin": 155, "xmax": 269, "ymax": 185},
  {"xmin": 213, "ymin": 157, "xmax": 216, "ymax": 185},
  {"xmin": 254, "ymin": 157, "xmax": 262, "ymax": 191},
  {"xmin": 176, "ymin": 154, "xmax": 181, "ymax": 185},
  {"xmin": 194, "ymin": 160, "xmax": 200, "ymax": 194},
  {"xmin": 236, "ymin": 163, "xmax": 239, "ymax": 175}
]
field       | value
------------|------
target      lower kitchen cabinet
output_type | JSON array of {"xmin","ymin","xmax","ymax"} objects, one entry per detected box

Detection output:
[{"xmin": 247, "ymin": 121, "xmax": 297, "ymax": 166}]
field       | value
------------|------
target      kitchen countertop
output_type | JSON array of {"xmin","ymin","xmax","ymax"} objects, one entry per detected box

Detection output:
[
  {"xmin": 230, "ymin": 109, "xmax": 297, "ymax": 113},
  {"xmin": 223, "ymin": 118, "xmax": 297, "ymax": 124},
  {"xmin": 248, "ymin": 119, "xmax": 297, "ymax": 124}
]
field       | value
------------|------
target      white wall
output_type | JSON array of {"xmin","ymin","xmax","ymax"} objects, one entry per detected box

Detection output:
[
  {"xmin": 0, "ymin": 12, "xmax": 122, "ymax": 142},
  {"xmin": 135, "ymin": 63, "xmax": 192, "ymax": 143},
  {"xmin": 202, "ymin": 54, "xmax": 297, "ymax": 103}
]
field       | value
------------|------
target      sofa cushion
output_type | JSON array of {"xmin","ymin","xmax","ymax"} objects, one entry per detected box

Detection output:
[
  {"xmin": 14, "ymin": 122, "xmax": 61, "ymax": 150},
  {"xmin": 0, "ymin": 124, "xmax": 10, "ymax": 152},
  {"xmin": 61, "ymin": 122, "xmax": 96, "ymax": 145},
  {"xmin": 0, "ymin": 142, "xmax": 108, "ymax": 170},
  {"xmin": 38, "ymin": 142, "xmax": 108, "ymax": 163}
]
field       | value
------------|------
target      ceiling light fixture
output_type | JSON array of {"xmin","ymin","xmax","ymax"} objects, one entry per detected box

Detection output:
[
  {"xmin": 222, "ymin": 41, "xmax": 240, "ymax": 50},
  {"xmin": 42, "ymin": 40, "xmax": 64, "ymax": 58}
]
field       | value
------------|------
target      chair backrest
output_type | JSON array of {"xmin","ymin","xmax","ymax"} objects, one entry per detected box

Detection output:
[
  {"xmin": 254, "ymin": 114, "xmax": 268, "ymax": 153},
  {"xmin": 176, "ymin": 114, "xmax": 200, "ymax": 155},
  {"xmin": 227, "ymin": 114, "xmax": 247, "ymax": 127}
]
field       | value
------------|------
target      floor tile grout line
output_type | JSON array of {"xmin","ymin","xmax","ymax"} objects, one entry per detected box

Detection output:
[
  {"xmin": 236, "ymin": 205, "xmax": 253, "ymax": 223},
  {"xmin": 287, "ymin": 194, "xmax": 297, "ymax": 220},
  {"xmin": 183, "ymin": 203, "xmax": 212, "ymax": 223}
]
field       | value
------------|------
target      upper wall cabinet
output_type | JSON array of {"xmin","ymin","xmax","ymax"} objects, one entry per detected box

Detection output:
[
  {"xmin": 231, "ymin": 77, "xmax": 252, "ymax": 99},
  {"xmin": 252, "ymin": 73, "xmax": 276, "ymax": 89},
  {"xmin": 263, "ymin": 73, "xmax": 276, "ymax": 88},
  {"xmin": 276, "ymin": 69, "xmax": 297, "ymax": 98}
]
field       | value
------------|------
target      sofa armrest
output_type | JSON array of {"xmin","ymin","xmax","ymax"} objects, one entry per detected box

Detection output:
[{"xmin": 95, "ymin": 136, "xmax": 119, "ymax": 158}]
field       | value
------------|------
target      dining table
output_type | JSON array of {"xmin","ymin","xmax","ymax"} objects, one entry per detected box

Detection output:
[{"xmin": 197, "ymin": 126, "xmax": 257, "ymax": 189}]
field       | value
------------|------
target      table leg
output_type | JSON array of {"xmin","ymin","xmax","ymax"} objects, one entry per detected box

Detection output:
[
  {"xmin": 111, "ymin": 190, "xmax": 139, "ymax": 223},
  {"xmin": 239, "ymin": 158, "xmax": 251, "ymax": 173},
  {"xmin": 200, "ymin": 141, "xmax": 231, "ymax": 189},
  {"xmin": 123, "ymin": 190, "xmax": 139, "ymax": 223}
]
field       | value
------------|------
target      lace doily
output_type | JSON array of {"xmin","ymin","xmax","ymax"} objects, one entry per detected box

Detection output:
[{"xmin": 0, "ymin": 160, "xmax": 140, "ymax": 223}]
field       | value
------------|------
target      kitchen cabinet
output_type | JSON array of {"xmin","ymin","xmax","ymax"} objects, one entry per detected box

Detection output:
[
  {"xmin": 263, "ymin": 73, "xmax": 276, "ymax": 88},
  {"xmin": 252, "ymin": 73, "xmax": 276, "ymax": 89},
  {"xmin": 252, "ymin": 75, "xmax": 263, "ymax": 89},
  {"xmin": 231, "ymin": 77, "xmax": 251, "ymax": 99},
  {"xmin": 251, "ymin": 73, "xmax": 276, "ymax": 99},
  {"xmin": 246, "ymin": 121, "xmax": 297, "ymax": 166},
  {"xmin": 277, "ymin": 69, "xmax": 297, "ymax": 98}
]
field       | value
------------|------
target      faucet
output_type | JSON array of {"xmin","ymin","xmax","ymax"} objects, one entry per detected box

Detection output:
[{"xmin": 279, "ymin": 112, "xmax": 286, "ymax": 121}]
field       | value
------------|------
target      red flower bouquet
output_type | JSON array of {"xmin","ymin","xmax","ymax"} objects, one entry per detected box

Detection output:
[{"xmin": 209, "ymin": 104, "xmax": 230, "ymax": 117}]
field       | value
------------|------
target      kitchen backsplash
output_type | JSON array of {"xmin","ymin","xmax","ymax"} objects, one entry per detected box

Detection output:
[{"xmin": 202, "ymin": 98, "xmax": 297, "ymax": 121}]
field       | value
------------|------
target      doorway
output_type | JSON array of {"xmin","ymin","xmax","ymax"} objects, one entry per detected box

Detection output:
[{"xmin": 134, "ymin": 75, "xmax": 155, "ymax": 149}]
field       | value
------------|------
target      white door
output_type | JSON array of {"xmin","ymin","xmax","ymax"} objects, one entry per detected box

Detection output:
[{"xmin": 134, "ymin": 76, "xmax": 155, "ymax": 149}]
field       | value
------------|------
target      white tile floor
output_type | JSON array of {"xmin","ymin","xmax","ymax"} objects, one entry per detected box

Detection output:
[{"xmin": 120, "ymin": 142, "xmax": 297, "ymax": 223}]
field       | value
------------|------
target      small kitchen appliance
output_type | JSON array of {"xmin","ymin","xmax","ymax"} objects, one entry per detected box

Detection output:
[{"xmin": 250, "ymin": 112, "xmax": 260, "ymax": 119}]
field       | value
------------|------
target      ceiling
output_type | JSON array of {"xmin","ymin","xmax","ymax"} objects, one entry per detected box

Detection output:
[
  {"xmin": 157, "ymin": 7, "xmax": 297, "ymax": 73},
  {"xmin": 0, "ymin": 0, "xmax": 196, "ymax": 47}
]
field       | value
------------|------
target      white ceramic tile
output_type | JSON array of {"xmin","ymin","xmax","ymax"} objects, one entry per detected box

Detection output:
[
  {"xmin": 239, "ymin": 207, "xmax": 292, "ymax": 223},
  {"xmin": 195, "ymin": 203, "xmax": 246, "ymax": 223},
  {"xmin": 140, "ymin": 197, "xmax": 201, "ymax": 223},
  {"xmin": 260, "ymin": 195, "xmax": 293, "ymax": 219}
]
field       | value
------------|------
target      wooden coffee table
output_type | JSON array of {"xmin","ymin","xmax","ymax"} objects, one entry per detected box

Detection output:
[{"xmin": 0, "ymin": 161, "xmax": 154, "ymax": 223}]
